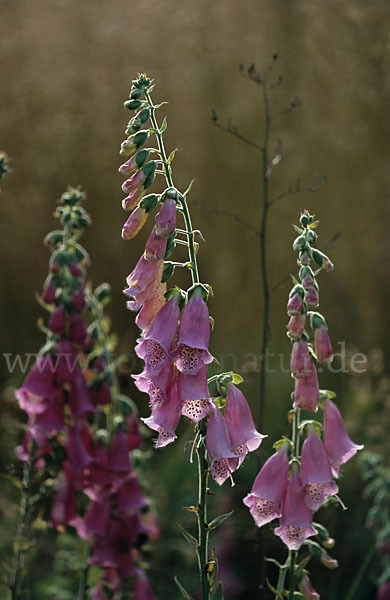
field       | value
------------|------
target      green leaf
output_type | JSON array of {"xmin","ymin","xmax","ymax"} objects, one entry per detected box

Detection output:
[
  {"xmin": 266, "ymin": 579, "xmax": 284, "ymax": 598},
  {"xmin": 183, "ymin": 178, "xmax": 195, "ymax": 197},
  {"xmin": 167, "ymin": 148, "xmax": 178, "ymax": 165},
  {"xmin": 293, "ymin": 224, "xmax": 304, "ymax": 234},
  {"xmin": 178, "ymin": 524, "xmax": 198, "ymax": 548},
  {"xmin": 290, "ymin": 274, "xmax": 300, "ymax": 286},
  {"xmin": 211, "ymin": 582, "xmax": 224, "ymax": 600},
  {"xmin": 208, "ymin": 510, "xmax": 234, "ymax": 531},
  {"xmin": 265, "ymin": 557, "xmax": 287, "ymax": 569},
  {"xmin": 159, "ymin": 116, "xmax": 168, "ymax": 133},
  {"xmin": 161, "ymin": 262, "xmax": 175, "ymax": 283},
  {"xmin": 174, "ymin": 576, "xmax": 194, "ymax": 600}
]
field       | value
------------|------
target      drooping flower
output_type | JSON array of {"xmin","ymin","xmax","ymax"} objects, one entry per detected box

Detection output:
[
  {"xmin": 69, "ymin": 313, "xmax": 88, "ymax": 344},
  {"xmin": 135, "ymin": 294, "xmax": 179, "ymax": 376},
  {"xmin": 323, "ymin": 399, "xmax": 364, "ymax": 478},
  {"xmin": 142, "ymin": 371, "xmax": 182, "ymax": 447},
  {"xmin": 50, "ymin": 461, "xmax": 78, "ymax": 529},
  {"xmin": 178, "ymin": 366, "xmax": 213, "ymax": 422},
  {"xmin": 274, "ymin": 465, "xmax": 317, "ymax": 550},
  {"xmin": 314, "ymin": 324, "xmax": 333, "ymax": 364},
  {"xmin": 243, "ymin": 445, "xmax": 289, "ymax": 527},
  {"xmin": 133, "ymin": 362, "xmax": 172, "ymax": 409},
  {"xmin": 133, "ymin": 573, "xmax": 156, "ymax": 600},
  {"xmin": 68, "ymin": 369, "xmax": 96, "ymax": 417},
  {"xmin": 48, "ymin": 304, "xmax": 66, "ymax": 334},
  {"xmin": 293, "ymin": 361, "xmax": 320, "ymax": 411},
  {"xmin": 297, "ymin": 575, "xmax": 320, "ymax": 599},
  {"xmin": 206, "ymin": 405, "xmax": 239, "ymax": 485},
  {"xmin": 42, "ymin": 279, "xmax": 57, "ymax": 304},
  {"xmin": 15, "ymin": 357, "xmax": 56, "ymax": 416},
  {"xmin": 286, "ymin": 314, "xmax": 306, "ymax": 339},
  {"xmin": 135, "ymin": 279, "xmax": 166, "ymax": 331},
  {"xmin": 224, "ymin": 383, "xmax": 265, "ymax": 463},
  {"xmin": 122, "ymin": 206, "xmax": 148, "ymax": 240},
  {"xmin": 290, "ymin": 340, "xmax": 312, "ymax": 379},
  {"xmin": 154, "ymin": 197, "xmax": 176, "ymax": 237},
  {"xmin": 171, "ymin": 289, "xmax": 213, "ymax": 375},
  {"xmin": 300, "ymin": 426, "xmax": 338, "ymax": 510},
  {"xmin": 126, "ymin": 262, "xmax": 164, "ymax": 313},
  {"xmin": 125, "ymin": 255, "xmax": 163, "ymax": 299},
  {"xmin": 287, "ymin": 290, "xmax": 303, "ymax": 316},
  {"xmin": 144, "ymin": 228, "xmax": 168, "ymax": 262},
  {"xmin": 305, "ymin": 287, "xmax": 319, "ymax": 308}
]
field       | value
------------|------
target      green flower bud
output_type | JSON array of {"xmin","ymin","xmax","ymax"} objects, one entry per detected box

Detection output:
[
  {"xmin": 137, "ymin": 108, "xmax": 150, "ymax": 124},
  {"xmin": 130, "ymin": 88, "xmax": 143, "ymax": 100},
  {"xmin": 135, "ymin": 149, "xmax": 150, "ymax": 167},
  {"xmin": 293, "ymin": 234, "xmax": 306, "ymax": 251},
  {"xmin": 124, "ymin": 99, "xmax": 142, "ymax": 111},
  {"xmin": 306, "ymin": 229, "xmax": 317, "ymax": 244}
]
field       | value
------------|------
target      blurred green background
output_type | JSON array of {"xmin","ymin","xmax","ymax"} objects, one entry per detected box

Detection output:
[{"xmin": 1, "ymin": 0, "xmax": 389, "ymax": 598}]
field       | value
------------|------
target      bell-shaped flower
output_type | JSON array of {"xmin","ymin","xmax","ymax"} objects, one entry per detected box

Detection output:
[
  {"xmin": 69, "ymin": 370, "xmax": 96, "ymax": 417},
  {"xmin": 135, "ymin": 279, "xmax": 166, "ymax": 331},
  {"xmin": 72, "ymin": 287, "xmax": 86, "ymax": 311},
  {"xmin": 50, "ymin": 461, "xmax": 78, "ymax": 528},
  {"xmin": 154, "ymin": 198, "xmax": 176, "ymax": 237},
  {"xmin": 125, "ymin": 262, "xmax": 164, "ymax": 311},
  {"xmin": 224, "ymin": 383, "xmax": 265, "ymax": 464},
  {"xmin": 243, "ymin": 445, "xmax": 289, "ymax": 527},
  {"xmin": 15, "ymin": 357, "xmax": 56, "ymax": 415},
  {"xmin": 126, "ymin": 414, "xmax": 142, "ymax": 450},
  {"xmin": 171, "ymin": 290, "xmax": 213, "ymax": 375},
  {"xmin": 84, "ymin": 497, "xmax": 112, "ymax": 538},
  {"xmin": 135, "ymin": 295, "xmax": 179, "ymax": 376},
  {"xmin": 42, "ymin": 279, "xmax": 57, "ymax": 304},
  {"xmin": 142, "ymin": 371, "xmax": 182, "ymax": 447},
  {"xmin": 69, "ymin": 313, "xmax": 88, "ymax": 344},
  {"xmin": 293, "ymin": 361, "xmax": 320, "ymax": 411},
  {"xmin": 66, "ymin": 426, "xmax": 95, "ymax": 471},
  {"xmin": 55, "ymin": 340, "xmax": 79, "ymax": 384},
  {"xmin": 274, "ymin": 465, "xmax": 317, "ymax": 550},
  {"xmin": 287, "ymin": 291, "xmax": 303, "ymax": 316},
  {"xmin": 108, "ymin": 429, "xmax": 131, "ymax": 473},
  {"xmin": 290, "ymin": 340, "xmax": 312, "ymax": 379},
  {"xmin": 314, "ymin": 324, "xmax": 333, "ymax": 364},
  {"xmin": 122, "ymin": 206, "xmax": 148, "ymax": 240},
  {"xmin": 125, "ymin": 255, "xmax": 162, "ymax": 299},
  {"xmin": 116, "ymin": 472, "xmax": 148, "ymax": 514},
  {"xmin": 49, "ymin": 304, "xmax": 66, "ymax": 334},
  {"xmin": 300, "ymin": 426, "xmax": 338, "ymax": 510},
  {"xmin": 144, "ymin": 228, "xmax": 167, "ymax": 262},
  {"xmin": 298, "ymin": 575, "xmax": 320, "ymax": 599},
  {"xmin": 286, "ymin": 314, "xmax": 306, "ymax": 339},
  {"xmin": 206, "ymin": 405, "xmax": 239, "ymax": 485},
  {"xmin": 178, "ymin": 367, "xmax": 213, "ymax": 422},
  {"xmin": 133, "ymin": 362, "xmax": 172, "ymax": 409},
  {"xmin": 122, "ymin": 187, "xmax": 145, "ymax": 212},
  {"xmin": 305, "ymin": 287, "xmax": 319, "ymax": 308},
  {"xmin": 323, "ymin": 399, "xmax": 364, "ymax": 477}
]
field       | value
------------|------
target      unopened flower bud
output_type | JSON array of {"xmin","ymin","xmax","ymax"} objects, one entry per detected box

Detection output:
[
  {"xmin": 305, "ymin": 287, "xmax": 320, "ymax": 308},
  {"xmin": 49, "ymin": 305, "xmax": 66, "ymax": 333},
  {"xmin": 139, "ymin": 194, "xmax": 159, "ymax": 214},
  {"xmin": 314, "ymin": 324, "xmax": 333, "ymax": 363},
  {"xmin": 118, "ymin": 149, "xmax": 150, "ymax": 176},
  {"xmin": 144, "ymin": 228, "xmax": 167, "ymax": 261},
  {"xmin": 298, "ymin": 575, "xmax": 320, "ymax": 599},
  {"xmin": 286, "ymin": 314, "xmax": 306, "ymax": 339},
  {"xmin": 42, "ymin": 280, "xmax": 57, "ymax": 304},
  {"xmin": 69, "ymin": 262, "xmax": 83, "ymax": 277},
  {"xmin": 287, "ymin": 291, "xmax": 303, "ymax": 316},
  {"xmin": 293, "ymin": 234, "xmax": 306, "ymax": 252},
  {"xmin": 72, "ymin": 288, "xmax": 86, "ymax": 311},
  {"xmin": 155, "ymin": 198, "xmax": 176, "ymax": 237},
  {"xmin": 122, "ymin": 206, "xmax": 148, "ymax": 240},
  {"xmin": 124, "ymin": 99, "xmax": 142, "ymax": 111},
  {"xmin": 130, "ymin": 88, "xmax": 143, "ymax": 100},
  {"xmin": 320, "ymin": 551, "xmax": 338, "ymax": 569},
  {"xmin": 69, "ymin": 313, "xmax": 88, "ymax": 344},
  {"xmin": 122, "ymin": 187, "xmax": 145, "ymax": 211}
]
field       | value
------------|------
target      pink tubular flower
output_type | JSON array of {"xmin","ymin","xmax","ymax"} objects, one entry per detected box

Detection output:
[
  {"xmin": 42, "ymin": 280, "xmax": 57, "ymax": 304},
  {"xmin": 323, "ymin": 399, "xmax": 364, "ymax": 477},
  {"xmin": 154, "ymin": 197, "xmax": 176, "ymax": 237},
  {"xmin": 298, "ymin": 575, "xmax": 320, "ymax": 599},
  {"xmin": 108, "ymin": 429, "xmax": 131, "ymax": 472},
  {"xmin": 314, "ymin": 324, "xmax": 333, "ymax": 364},
  {"xmin": 293, "ymin": 361, "xmax": 320, "ymax": 411},
  {"xmin": 144, "ymin": 228, "xmax": 167, "ymax": 262},
  {"xmin": 133, "ymin": 362, "xmax": 172, "ymax": 409},
  {"xmin": 72, "ymin": 287, "xmax": 86, "ymax": 311},
  {"xmin": 178, "ymin": 367, "xmax": 212, "ymax": 422},
  {"xmin": 305, "ymin": 287, "xmax": 319, "ymax": 308},
  {"xmin": 206, "ymin": 405, "xmax": 239, "ymax": 485},
  {"xmin": 377, "ymin": 582, "xmax": 390, "ymax": 600},
  {"xmin": 49, "ymin": 304, "xmax": 66, "ymax": 334},
  {"xmin": 243, "ymin": 445, "xmax": 289, "ymax": 527},
  {"xmin": 133, "ymin": 573, "xmax": 156, "ymax": 600},
  {"xmin": 224, "ymin": 383, "xmax": 265, "ymax": 463},
  {"xmin": 274, "ymin": 465, "xmax": 317, "ymax": 550},
  {"xmin": 50, "ymin": 461, "xmax": 78, "ymax": 528},
  {"xmin": 122, "ymin": 206, "xmax": 148, "ymax": 240},
  {"xmin": 171, "ymin": 290, "xmax": 213, "ymax": 375},
  {"xmin": 290, "ymin": 340, "xmax": 312, "ymax": 379},
  {"xmin": 300, "ymin": 426, "xmax": 338, "ymax": 510},
  {"xmin": 142, "ymin": 371, "xmax": 182, "ymax": 447},
  {"xmin": 69, "ymin": 370, "xmax": 96, "ymax": 417},
  {"xmin": 15, "ymin": 357, "xmax": 56, "ymax": 415},
  {"xmin": 69, "ymin": 313, "xmax": 88, "ymax": 344},
  {"xmin": 125, "ymin": 255, "xmax": 163, "ymax": 300},
  {"xmin": 286, "ymin": 314, "xmax": 306, "ymax": 339},
  {"xmin": 135, "ymin": 295, "xmax": 179, "ymax": 376},
  {"xmin": 287, "ymin": 291, "xmax": 303, "ymax": 316},
  {"xmin": 121, "ymin": 169, "xmax": 146, "ymax": 194},
  {"xmin": 135, "ymin": 280, "xmax": 166, "ymax": 331},
  {"xmin": 122, "ymin": 188, "xmax": 145, "ymax": 212}
]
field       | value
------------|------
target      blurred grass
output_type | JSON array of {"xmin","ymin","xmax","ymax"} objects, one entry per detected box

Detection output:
[{"xmin": 1, "ymin": 0, "xmax": 389, "ymax": 598}]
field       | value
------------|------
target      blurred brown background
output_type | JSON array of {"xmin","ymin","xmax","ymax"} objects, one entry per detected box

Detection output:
[{"xmin": 1, "ymin": 0, "xmax": 389, "ymax": 598}]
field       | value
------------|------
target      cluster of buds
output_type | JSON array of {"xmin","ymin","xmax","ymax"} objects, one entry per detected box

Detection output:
[
  {"xmin": 119, "ymin": 76, "xmax": 265, "ymax": 489},
  {"xmin": 244, "ymin": 212, "xmax": 363, "ymax": 596},
  {"xmin": 14, "ymin": 188, "xmax": 156, "ymax": 598}
]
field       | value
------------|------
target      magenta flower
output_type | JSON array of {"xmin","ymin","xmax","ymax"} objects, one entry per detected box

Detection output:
[
  {"xmin": 133, "ymin": 573, "xmax": 156, "ymax": 600},
  {"xmin": 377, "ymin": 582, "xmax": 390, "ymax": 600},
  {"xmin": 135, "ymin": 280, "xmax": 166, "ymax": 331},
  {"xmin": 144, "ymin": 227, "xmax": 168, "ymax": 262},
  {"xmin": 133, "ymin": 362, "xmax": 172, "ymax": 409},
  {"xmin": 274, "ymin": 465, "xmax": 317, "ymax": 550},
  {"xmin": 206, "ymin": 405, "xmax": 239, "ymax": 485},
  {"xmin": 15, "ymin": 357, "xmax": 56, "ymax": 415},
  {"xmin": 121, "ymin": 206, "xmax": 148, "ymax": 240},
  {"xmin": 126, "ymin": 414, "xmax": 142, "ymax": 450},
  {"xmin": 122, "ymin": 188, "xmax": 145, "ymax": 212},
  {"xmin": 69, "ymin": 313, "xmax": 88, "ymax": 344},
  {"xmin": 300, "ymin": 426, "xmax": 338, "ymax": 510},
  {"xmin": 66, "ymin": 426, "xmax": 95, "ymax": 471},
  {"xmin": 171, "ymin": 290, "xmax": 213, "ymax": 375},
  {"xmin": 84, "ymin": 497, "xmax": 111, "ymax": 537},
  {"xmin": 69, "ymin": 370, "xmax": 96, "ymax": 417},
  {"xmin": 243, "ymin": 445, "xmax": 289, "ymax": 527},
  {"xmin": 287, "ymin": 291, "xmax": 303, "ymax": 316},
  {"xmin": 55, "ymin": 340, "xmax": 78, "ymax": 383},
  {"xmin": 121, "ymin": 169, "xmax": 147, "ymax": 194},
  {"xmin": 154, "ymin": 197, "xmax": 176, "ymax": 237},
  {"xmin": 42, "ymin": 280, "xmax": 57, "ymax": 304},
  {"xmin": 314, "ymin": 324, "xmax": 333, "ymax": 364},
  {"xmin": 305, "ymin": 287, "xmax": 319, "ymax": 308},
  {"xmin": 125, "ymin": 255, "xmax": 162, "ymax": 298},
  {"xmin": 178, "ymin": 367, "xmax": 212, "ymax": 422},
  {"xmin": 286, "ymin": 314, "xmax": 306, "ymax": 339},
  {"xmin": 49, "ymin": 304, "xmax": 66, "ymax": 334},
  {"xmin": 135, "ymin": 295, "xmax": 179, "ymax": 376},
  {"xmin": 142, "ymin": 371, "xmax": 182, "ymax": 447},
  {"xmin": 116, "ymin": 472, "xmax": 148, "ymax": 513},
  {"xmin": 298, "ymin": 575, "xmax": 320, "ymax": 599},
  {"xmin": 293, "ymin": 361, "xmax": 320, "ymax": 411},
  {"xmin": 323, "ymin": 399, "xmax": 364, "ymax": 477},
  {"xmin": 290, "ymin": 340, "xmax": 312, "ymax": 379},
  {"xmin": 108, "ymin": 429, "xmax": 131, "ymax": 472},
  {"xmin": 50, "ymin": 461, "xmax": 78, "ymax": 528},
  {"xmin": 72, "ymin": 287, "xmax": 86, "ymax": 311},
  {"xmin": 224, "ymin": 383, "xmax": 265, "ymax": 463}
]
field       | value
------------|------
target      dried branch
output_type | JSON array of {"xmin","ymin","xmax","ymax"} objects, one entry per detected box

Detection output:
[
  {"xmin": 189, "ymin": 197, "xmax": 260, "ymax": 237},
  {"xmin": 211, "ymin": 112, "xmax": 263, "ymax": 152},
  {"xmin": 269, "ymin": 175, "xmax": 327, "ymax": 207}
]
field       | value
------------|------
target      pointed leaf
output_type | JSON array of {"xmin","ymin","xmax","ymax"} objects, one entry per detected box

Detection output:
[
  {"xmin": 208, "ymin": 510, "xmax": 234, "ymax": 531},
  {"xmin": 211, "ymin": 582, "xmax": 224, "ymax": 600},
  {"xmin": 174, "ymin": 576, "xmax": 194, "ymax": 600},
  {"xmin": 293, "ymin": 224, "xmax": 304, "ymax": 234},
  {"xmin": 167, "ymin": 148, "xmax": 179, "ymax": 165},
  {"xmin": 178, "ymin": 524, "xmax": 199, "ymax": 548},
  {"xmin": 183, "ymin": 505, "xmax": 199, "ymax": 514},
  {"xmin": 160, "ymin": 116, "xmax": 168, "ymax": 133},
  {"xmin": 266, "ymin": 579, "xmax": 284, "ymax": 599}
]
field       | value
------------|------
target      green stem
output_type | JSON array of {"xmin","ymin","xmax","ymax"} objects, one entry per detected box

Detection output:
[
  {"xmin": 77, "ymin": 543, "xmax": 90, "ymax": 600},
  {"xmin": 258, "ymin": 82, "xmax": 271, "ymax": 433},
  {"xmin": 275, "ymin": 558, "xmax": 289, "ymax": 599},
  {"xmin": 288, "ymin": 551, "xmax": 297, "ymax": 600},
  {"xmin": 196, "ymin": 425, "xmax": 210, "ymax": 600},
  {"xmin": 10, "ymin": 461, "xmax": 31, "ymax": 599}
]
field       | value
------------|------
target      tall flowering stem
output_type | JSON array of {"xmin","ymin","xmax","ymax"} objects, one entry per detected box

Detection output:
[
  {"xmin": 244, "ymin": 210, "xmax": 363, "ymax": 598},
  {"xmin": 119, "ymin": 75, "xmax": 265, "ymax": 599}
]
